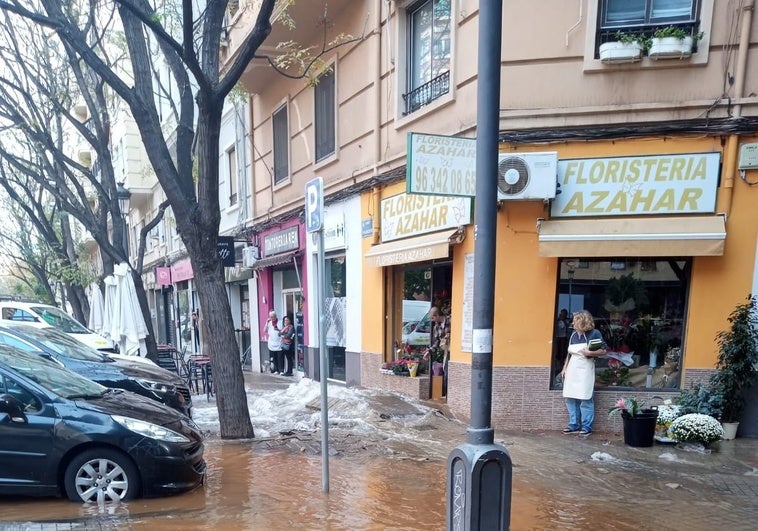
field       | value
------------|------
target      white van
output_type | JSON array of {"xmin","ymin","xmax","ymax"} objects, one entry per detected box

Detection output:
[
  {"xmin": 401, "ymin": 308, "xmax": 433, "ymax": 346},
  {"xmin": 0, "ymin": 301, "xmax": 115, "ymax": 352}
]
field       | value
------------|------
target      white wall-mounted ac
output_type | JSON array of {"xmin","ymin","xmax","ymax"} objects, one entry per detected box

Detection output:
[
  {"xmin": 497, "ymin": 152, "xmax": 558, "ymax": 201},
  {"xmin": 242, "ymin": 246, "xmax": 259, "ymax": 267}
]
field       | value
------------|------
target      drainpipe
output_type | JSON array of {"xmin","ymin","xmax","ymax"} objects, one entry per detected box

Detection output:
[
  {"xmin": 371, "ymin": 186, "xmax": 381, "ymax": 244},
  {"xmin": 718, "ymin": 0, "xmax": 754, "ymax": 216},
  {"xmin": 374, "ymin": 0, "xmax": 383, "ymax": 169}
]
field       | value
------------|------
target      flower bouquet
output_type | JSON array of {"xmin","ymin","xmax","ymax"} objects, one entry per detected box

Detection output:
[
  {"xmin": 669, "ymin": 413, "xmax": 724, "ymax": 446},
  {"xmin": 654, "ymin": 401, "xmax": 681, "ymax": 443},
  {"xmin": 608, "ymin": 396, "xmax": 658, "ymax": 418}
]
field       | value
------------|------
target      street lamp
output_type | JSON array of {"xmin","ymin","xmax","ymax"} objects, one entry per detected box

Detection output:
[{"xmin": 115, "ymin": 182, "xmax": 131, "ymax": 256}]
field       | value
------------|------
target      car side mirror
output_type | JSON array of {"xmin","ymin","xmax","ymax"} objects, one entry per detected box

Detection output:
[{"xmin": 0, "ymin": 394, "xmax": 27, "ymax": 423}]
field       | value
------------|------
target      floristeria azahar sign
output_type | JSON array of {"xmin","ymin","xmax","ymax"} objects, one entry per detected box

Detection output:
[
  {"xmin": 551, "ymin": 153, "xmax": 720, "ymax": 217},
  {"xmin": 407, "ymin": 133, "xmax": 476, "ymax": 197}
]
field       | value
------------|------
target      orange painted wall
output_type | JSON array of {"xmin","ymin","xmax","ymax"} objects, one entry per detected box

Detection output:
[{"xmin": 362, "ymin": 135, "xmax": 758, "ymax": 373}]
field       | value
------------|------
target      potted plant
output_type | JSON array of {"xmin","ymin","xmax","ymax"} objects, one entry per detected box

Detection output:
[
  {"xmin": 609, "ymin": 396, "xmax": 660, "ymax": 447},
  {"xmin": 654, "ymin": 400, "xmax": 681, "ymax": 442},
  {"xmin": 649, "ymin": 26, "xmax": 704, "ymax": 60},
  {"xmin": 676, "ymin": 296, "xmax": 758, "ymax": 439},
  {"xmin": 599, "ymin": 31, "xmax": 648, "ymax": 64},
  {"xmin": 669, "ymin": 413, "xmax": 724, "ymax": 447}
]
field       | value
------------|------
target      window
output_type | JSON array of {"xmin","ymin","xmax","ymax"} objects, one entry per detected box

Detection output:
[
  {"xmin": 403, "ymin": 0, "xmax": 451, "ymax": 115},
  {"xmin": 272, "ymin": 104, "xmax": 289, "ymax": 184},
  {"xmin": 314, "ymin": 69, "xmax": 335, "ymax": 162},
  {"xmin": 227, "ymin": 146, "xmax": 238, "ymax": 206},
  {"xmin": 552, "ymin": 258, "xmax": 690, "ymax": 391},
  {"xmin": 597, "ymin": 0, "xmax": 701, "ymax": 48}
]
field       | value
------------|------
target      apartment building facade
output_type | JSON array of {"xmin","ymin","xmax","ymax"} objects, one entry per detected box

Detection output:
[{"xmin": 224, "ymin": 0, "xmax": 758, "ymax": 434}]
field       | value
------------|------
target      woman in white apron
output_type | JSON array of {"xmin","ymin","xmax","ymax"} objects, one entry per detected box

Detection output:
[{"xmin": 561, "ymin": 310, "xmax": 608, "ymax": 435}]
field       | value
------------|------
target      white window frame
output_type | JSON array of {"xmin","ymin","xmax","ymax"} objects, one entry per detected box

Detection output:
[
  {"xmin": 394, "ymin": 0, "xmax": 456, "ymax": 128},
  {"xmin": 583, "ymin": 0, "xmax": 714, "ymax": 72},
  {"xmin": 226, "ymin": 144, "xmax": 238, "ymax": 207},
  {"xmin": 314, "ymin": 64, "xmax": 337, "ymax": 166},
  {"xmin": 272, "ymin": 101, "xmax": 290, "ymax": 186}
]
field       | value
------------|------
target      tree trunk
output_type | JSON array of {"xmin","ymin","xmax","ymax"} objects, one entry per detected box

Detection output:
[{"xmin": 133, "ymin": 270, "xmax": 158, "ymax": 362}]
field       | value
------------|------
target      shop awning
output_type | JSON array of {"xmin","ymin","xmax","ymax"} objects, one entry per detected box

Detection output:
[
  {"xmin": 537, "ymin": 215, "xmax": 726, "ymax": 257},
  {"xmin": 249, "ymin": 250, "xmax": 299, "ymax": 270},
  {"xmin": 365, "ymin": 229, "xmax": 465, "ymax": 267}
]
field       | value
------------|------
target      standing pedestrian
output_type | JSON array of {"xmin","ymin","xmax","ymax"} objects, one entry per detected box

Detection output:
[
  {"xmin": 561, "ymin": 310, "xmax": 607, "ymax": 436},
  {"xmin": 263, "ymin": 310, "xmax": 282, "ymax": 374},
  {"xmin": 553, "ymin": 308, "xmax": 569, "ymax": 381},
  {"xmin": 279, "ymin": 316, "xmax": 296, "ymax": 376},
  {"xmin": 191, "ymin": 310, "xmax": 201, "ymax": 352}
]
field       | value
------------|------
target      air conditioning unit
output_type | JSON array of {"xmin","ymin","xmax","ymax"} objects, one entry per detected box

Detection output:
[
  {"xmin": 242, "ymin": 246, "xmax": 259, "ymax": 267},
  {"xmin": 497, "ymin": 152, "xmax": 558, "ymax": 201}
]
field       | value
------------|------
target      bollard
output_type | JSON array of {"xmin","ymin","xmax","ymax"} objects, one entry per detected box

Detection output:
[{"xmin": 447, "ymin": 442, "xmax": 512, "ymax": 530}]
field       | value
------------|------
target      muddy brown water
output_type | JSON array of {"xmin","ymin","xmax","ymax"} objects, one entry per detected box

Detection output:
[{"xmin": 0, "ymin": 439, "xmax": 655, "ymax": 530}]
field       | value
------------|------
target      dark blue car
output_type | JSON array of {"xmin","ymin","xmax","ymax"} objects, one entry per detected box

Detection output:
[
  {"xmin": 0, "ymin": 323, "xmax": 192, "ymax": 417},
  {"xmin": 0, "ymin": 346, "xmax": 205, "ymax": 502}
]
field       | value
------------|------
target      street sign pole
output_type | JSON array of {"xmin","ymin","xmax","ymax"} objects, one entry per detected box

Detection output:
[
  {"xmin": 446, "ymin": 1, "xmax": 512, "ymax": 529},
  {"xmin": 305, "ymin": 177, "xmax": 329, "ymax": 493}
]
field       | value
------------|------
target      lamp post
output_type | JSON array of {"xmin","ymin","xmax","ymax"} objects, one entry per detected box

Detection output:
[{"xmin": 115, "ymin": 182, "xmax": 131, "ymax": 257}]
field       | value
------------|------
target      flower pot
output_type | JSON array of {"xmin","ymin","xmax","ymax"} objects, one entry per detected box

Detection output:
[
  {"xmin": 622, "ymin": 410, "xmax": 657, "ymax": 447},
  {"xmin": 408, "ymin": 362, "xmax": 418, "ymax": 378},
  {"xmin": 599, "ymin": 41, "xmax": 643, "ymax": 64},
  {"xmin": 649, "ymin": 36, "xmax": 693, "ymax": 60},
  {"xmin": 432, "ymin": 361, "xmax": 444, "ymax": 376},
  {"xmin": 721, "ymin": 421, "xmax": 739, "ymax": 440}
]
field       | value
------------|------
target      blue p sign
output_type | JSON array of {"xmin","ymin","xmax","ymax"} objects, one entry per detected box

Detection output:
[{"xmin": 305, "ymin": 177, "xmax": 323, "ymax": 233}]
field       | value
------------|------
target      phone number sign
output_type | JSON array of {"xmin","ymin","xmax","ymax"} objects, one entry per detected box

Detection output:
[{"xmin": 407, "ymin": 133, "xmax": 476, "ymax": 197}]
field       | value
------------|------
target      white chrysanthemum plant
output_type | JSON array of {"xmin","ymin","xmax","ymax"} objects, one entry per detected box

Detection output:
[{"xmin": 669, "ymin": 413, "xmax": 724, "ymax": 445}]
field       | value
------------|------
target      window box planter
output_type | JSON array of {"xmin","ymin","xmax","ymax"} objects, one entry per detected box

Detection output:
[
  {"xmin": 649, "ymin": 36, "xmax": 693, "ymax": 60},
  {"xmin": 599, "ymin": 41, "xmax": 644, "ymax": 64}
]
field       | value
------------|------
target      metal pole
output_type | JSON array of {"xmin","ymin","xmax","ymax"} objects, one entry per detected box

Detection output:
[
  {"xmin": 317, "ymin": 228, "xmax": 330, "ymax": 492},
  {"xmin": 447, "ymin": 1, "xmax": 511, "ymax": 529}
]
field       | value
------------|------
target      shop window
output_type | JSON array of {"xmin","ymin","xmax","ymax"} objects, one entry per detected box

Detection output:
[
  {"xmin": 393, "ymin": 262, "xmax": 451, "ymax": 362},
  {"xmin": 272, "ymin": 104, "xmax": 289, "ymax": 184},
  {"xmin": 402, "ymin": 0, "xmax": 451, "ymax": 115},
  {"xmin": 553, "ymin": 258, "xmax": 689, "ymax": 390},
  {"xmin": 595, "ymin": 0, "xmax": 702, "ymax": 54},
  {"xmin": 314, "ymin": 68, "xmax": 335, "ymax": 163},
  {"xmin": 326, "ymin": 256, "xmax": 346, "ymax": 381}
]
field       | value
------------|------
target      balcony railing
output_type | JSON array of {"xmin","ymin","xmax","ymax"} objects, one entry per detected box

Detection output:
[{"xmin": 402, "ymin": 70, "xmax": 450, "ymax": 116}]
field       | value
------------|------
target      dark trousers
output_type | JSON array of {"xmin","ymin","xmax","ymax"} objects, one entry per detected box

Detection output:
[
  {"xmin": 282, "ymin": 347, "xmax": 294, "ymax": 375},
  {"xmin": 270, "ymin": 349, "xmax": 283, "ymax": 373}
]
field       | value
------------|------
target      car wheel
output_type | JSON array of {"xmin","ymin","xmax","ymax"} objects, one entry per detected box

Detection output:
[{"xmin": 64, "ymin": 449, "xmax": 140, "ymax": 503}]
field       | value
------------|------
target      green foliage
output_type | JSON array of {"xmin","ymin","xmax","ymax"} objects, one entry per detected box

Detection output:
[
  {"xmin": 676, "ymin": 296, "xmax": 758, "ymax": 422},
  {"xmin": 605, "ymin": 274, "xmax": 648, "ymax": 307},
  {"xmin": 653, "ymin": 26, "xmax": 703, "ymax": 41}
]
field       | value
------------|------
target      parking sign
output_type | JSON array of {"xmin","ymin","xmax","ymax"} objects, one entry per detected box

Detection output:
[{"xmin": 305, "ymin": 177, "xmax": 324, "ymax": 233}]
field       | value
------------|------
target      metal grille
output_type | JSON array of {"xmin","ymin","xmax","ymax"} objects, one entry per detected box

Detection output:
[{"xmin": 402, "ymin": 70, "xmax": 450, "ymax": 115}]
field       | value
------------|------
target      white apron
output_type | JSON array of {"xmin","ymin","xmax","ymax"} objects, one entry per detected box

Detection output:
[{"xmin": 562, "ymin": 342, "xmax": 595, "ymax": 400}]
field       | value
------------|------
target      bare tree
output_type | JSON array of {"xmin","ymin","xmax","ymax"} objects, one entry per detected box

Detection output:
[
  {"xmin": 0, "ymin": 0, "xmax": 289, "ymax": 438},
  {"xmin": 0, "ymin": 9, "xmax": 163, "ymax": 356}
]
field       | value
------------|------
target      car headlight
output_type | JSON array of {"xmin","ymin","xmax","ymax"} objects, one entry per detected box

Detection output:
[
  {"xmin": 112, "ymin": 415, "xmax": 190, "ymax": 443},
  {"xmin": 136, "ymin": 379, "xmax": 176, "ymax": 394}
]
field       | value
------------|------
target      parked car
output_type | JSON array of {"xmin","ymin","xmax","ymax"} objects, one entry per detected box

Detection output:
[
  {"xmin": 0, "ymin": 346, "xmax": 205, "ymax": 502},
  {"xmin": 0, "ymin": 301, "xmax": 115, "ymax": 352},
  {"xmin": 0, "ymin": 323, "xmax": 192, "ymax": 417}
]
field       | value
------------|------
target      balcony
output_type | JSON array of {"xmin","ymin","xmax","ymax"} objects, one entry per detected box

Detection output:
[{"xmin": 402, "ymin": 71, "xmax": 450, "ymax": 116}]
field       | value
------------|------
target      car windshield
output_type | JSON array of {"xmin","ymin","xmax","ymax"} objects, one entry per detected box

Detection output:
[
  {"xmin": 0, "ymin": 346, "xmax": 107, "ymax": 399},
  {"xmin": 31, "ymin": 305, "xmax": 90, "ymax": 334},
  {"xmin": 8, "ymin": 324, "xmax": 110, "ymax": 362}
]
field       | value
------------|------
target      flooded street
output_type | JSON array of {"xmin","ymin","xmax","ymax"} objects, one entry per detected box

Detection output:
[
  {"xmin": 0, "ymin": 441, "xmax": 641, "ymax": 530},
  {"xmin": 1, "ymin": 374, "xmax": 756, "ymax": 529}
]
